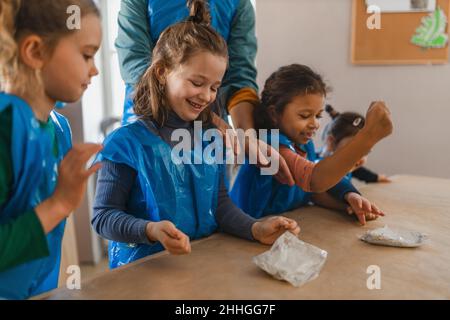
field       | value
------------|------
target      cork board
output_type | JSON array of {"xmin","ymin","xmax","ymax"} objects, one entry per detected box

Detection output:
[{"xmin": 351, "ymin": 0, "xmax": 450, "ymax": 64}]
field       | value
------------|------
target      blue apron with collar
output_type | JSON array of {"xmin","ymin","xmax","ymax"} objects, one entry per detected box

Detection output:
[
  {"xmin": 122, "ymin": 0, "xmax": 241, "ymax": 124},
  {"xmin": 230, "ymin": 132, "xmax": 316, "ymax": 218},
  {"xmin": 96, "ymin": 119, "xmax": 220, "ymax": 268},
  {"xmin": 0, "ymin": 93, "xmax": 72, "ymax": 299}
]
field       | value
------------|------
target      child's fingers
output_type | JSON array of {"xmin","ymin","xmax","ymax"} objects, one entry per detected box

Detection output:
[
  {"xmin": 265, "ymin": 225, "xmax": 286, "ymax": 240},
  {"xmin": 164, "ymin": 241, "xmax": 186, "ymax": 255},
  {"xmin": 353, "ymin": 196, "xmax": 363, "ymax": 210},
  {"xmin": 371, "ymin": 203, "xmax": 385, "ymax": 216},
  {"xmin": 182, "ymin": 236, "xmax": 191, "ymax": 253},
  {"xmin": 77, "ymin": 144, "xmax": 103, "ymax": 164},
  {"xmin": 282, "ymin": 218, "xmax": 299, "ymax": 230},
  {"xmin": 59, "ymin": 147, "xmax": 78, "ymax": 166},
  {"xmin": 63, "ymin": 143, "xmax": 102, "ymax": 170},
  {"xmin": 168, "ymin": 243, "xmax": 190, "ymax": 255},
  {"xmin": 68, "ymin": 144, "xmax": 102, "ymax": 168},
  {"xmin": 355, "ymin": 211, "xmax": 367, "ymax": 225},
  {"xmin": 163, "ymin": 236, "xmax": 182, "ymax": 249},
  {"xmin": 176, "ymin": 231, "xmax": 190, "ymax": 250},
  {"xmin": 347, "ymin": 206, "xmax": 354, "ymax": 215},
  {"xmin": 378, "ymin": 174, "xmax": 392, "ymax": 183},
  {"xmin": 165, "ymin": 225, "xmax": 190, "ymax": 253},
  {"xmin": 72, "ymin": 143, "xmax": 103, "ymax": 157},
  {"xmin": 274, "ymin": 218, "xmax": 300, "ymax": 236},
  {"xmin": 273, "ymin": 217, "xmax": 293, "ymax": 229},
  {"xmin": 360, "ymin": 198, "xmax": 371, "ymax": 213},
  {"xmin": 164, "ymin": 224, "xmax": 183, "ymax": 240},
  {"xmin": 257, "ymin": 218, "xmax": 281, "ymax": 238},
  {"xmin": 264, "ymin": 217, "xmax": 282, "ymax": 232},
  {"xmin": 347, "ymin": 205, "xmax": 366, "ymax": 224},
  {"xmin": 83, "ymin": 162, "xmax": 102, "ymax": 178},
  {"xmin": 164, "ymin": 234, "xmax": 191, "ymax": 255},
  {"xmin": 365, "ymin": 213, "xmax": 379, "ymax": 221},
  {"xmin": 288, "ymin": 225, "xmax": 301, "ymax": 236}
]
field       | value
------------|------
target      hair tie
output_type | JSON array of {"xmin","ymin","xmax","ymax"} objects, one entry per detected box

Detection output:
[
  {"xmin": 353, "ymin": 117, "xmax": 363, "ymax": 127},
  {"xmin": 186, "ymin": 15, "xmax": 208, "ymax": 25}
]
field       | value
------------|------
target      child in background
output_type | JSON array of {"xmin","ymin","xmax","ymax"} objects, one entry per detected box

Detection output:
[
  {"xmin": 0, "ymin": 0, "xmax": 102, "ymax": 299},
  {"xmin": 321, "ymin": 105, "xmax": 392, "ymax": 183},
  {"xmin": 230, "ymin": 64, "xmax": 393, "ymax": 225},
  {"xmin": 92, "ymin": 0, "xmax": 299, "ymax": 269}
]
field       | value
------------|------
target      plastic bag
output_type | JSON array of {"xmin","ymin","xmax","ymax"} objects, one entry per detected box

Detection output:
[
  {"xmin": 360, "ymin": 225, "xmax": 428, "ymax": 248},
  {"xmin": 253, "ymin": 232, "xmax": 328, "ymax": 287}
]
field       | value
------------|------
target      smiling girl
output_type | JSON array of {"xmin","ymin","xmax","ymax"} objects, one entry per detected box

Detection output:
[
  {"xmin": 92, "ymin": 0, "xmax": 300, "ymax": 269},
  {"xmin": 230, "ymin": 64, "xmax": 393, "ymax": 225}
]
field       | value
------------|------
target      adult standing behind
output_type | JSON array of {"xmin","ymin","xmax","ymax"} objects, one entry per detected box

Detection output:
[
  {"xmin": 115, "ymin": 0, "xmax": 294, "ymax": 185},
  {"xmin": 116, "ymin": 0, "xmax": 258, "ymax": 130}
]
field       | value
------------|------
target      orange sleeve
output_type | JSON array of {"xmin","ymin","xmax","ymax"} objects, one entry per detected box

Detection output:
[
  {"xmin": 227, "ymin": 87, "xmax": 259, "ymax": 112},
  {"xmin": 279, "ymin": 146, "xmax": 316, "ymax": 192}
]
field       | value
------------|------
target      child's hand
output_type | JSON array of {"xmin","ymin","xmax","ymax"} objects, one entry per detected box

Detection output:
[
  {"xmin": 377, "ymin": 174, "xmax": 392, "ymax": 183},
  {"xmin": 344, "ymin": 192, "xmax": 385, "ymax": 225},
  {"xmin": 35, "ymin": 143, "xmax": 102, "ymax": 233},
  {"xmin": 146, "ymin": 221, "xmax": 191, "ymax": 255},
  {"xmin": 252, "ymin": 216, "xmax": 300, "ymax": 245},
  {"xmin": 362, "ymin": 101, "xmax": 393, "ymax": 143},
  {"xmin": 51, "ymin": 143, "xmax": 103, "ymax": 215}
]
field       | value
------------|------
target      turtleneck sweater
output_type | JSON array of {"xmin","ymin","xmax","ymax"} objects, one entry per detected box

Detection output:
[{"xmin": 92, "ymin": 112, "xmax": 256, "ymax": 245}]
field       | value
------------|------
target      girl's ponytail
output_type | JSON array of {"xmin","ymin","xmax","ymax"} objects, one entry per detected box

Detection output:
[
  {"xmin": 324, "ymin": 105, "xmax": 365, "ymax": 145},
  {"xmin": 325, "ymin": 104, "xmax": 340, "ymax": 119},
  {"xmin": 187, "ymin": 0, "xmax": 211, "ymax": 25}
]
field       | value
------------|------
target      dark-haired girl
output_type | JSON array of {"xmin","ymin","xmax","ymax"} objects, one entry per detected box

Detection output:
[
  {"xmin": 321, "ymin": 105, "xmax": 392, "ymax": 183},
  {"xmin": 231, "ymin": 64, "xmax": 393, "ymax": 226}
]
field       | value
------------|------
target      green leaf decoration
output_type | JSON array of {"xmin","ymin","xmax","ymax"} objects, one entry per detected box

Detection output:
[{"xmin": 411, "ymin": 7, "xmax": 449, "ymax": 48}]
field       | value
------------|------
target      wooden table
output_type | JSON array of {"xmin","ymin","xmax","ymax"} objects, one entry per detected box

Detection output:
[{"xmin": 39, "ymin": 175, "xmax": 450, "ymax": 299}]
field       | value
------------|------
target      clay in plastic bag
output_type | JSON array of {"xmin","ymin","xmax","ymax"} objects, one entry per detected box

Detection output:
[
  {"xmin": 360, "ymin": 225, "xmax": 428, "ymax": 248},
  {"xmin": 253, "ymin": 232, "xmax": 328, "ymax": 287}
]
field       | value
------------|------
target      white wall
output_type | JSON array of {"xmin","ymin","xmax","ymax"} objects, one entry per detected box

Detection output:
[{"xmin": 255, "ymin": 0, "xmax": 450, "ymax": 179}]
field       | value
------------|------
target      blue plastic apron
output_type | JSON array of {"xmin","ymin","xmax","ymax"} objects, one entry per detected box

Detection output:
[
  {"xmin": 0, "ymin": 92, "xmax": 72, "ymax": 299},
  {"xmin": 96, "ymin": 119, "xmax": 221, "ymax": 268}
]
